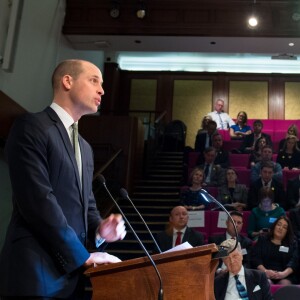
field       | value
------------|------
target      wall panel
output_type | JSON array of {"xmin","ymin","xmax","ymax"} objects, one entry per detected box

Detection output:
[
  {"xmin": 285, "ymin": 82, "xmax": 300, "ymax": 119},
  {"xmin": 173, "ymin": 80, "xmax": 213, "ymax": 147}
]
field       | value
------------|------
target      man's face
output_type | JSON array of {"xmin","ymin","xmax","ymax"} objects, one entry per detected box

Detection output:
[
  {"xmin": 68, "ymin": 61, "xmax": 104, "ymax": 116},
  {"xmin": 227, "ymin": 215, "xmax": 243, "ymax": 236},
  {"xmin": 212, "ymin": 135, "xmax": 223, "ymax": 149},
  {"xmin": 261, "ymin": 148, "xmax": 273, "ymax": 161},
  {"xmin": 204, "ymin": 150, "xmax": 216, "ymax": 164},
  {"xmin": 223, "ymin": 249, "xmax": 243, "ymax": 275},
  {"xmin": 169, "ymin": 206, "xmax": 189, "ymax": 230},
  {"xmin": 261, "ymin": 167, "xmax": 274, "ymax": 182},
  {"xmin": 253, "ymin": 122, "xmax": 263, "ymax": 134},
  {"xmin": 215, "ymin": 100, "xmax": 224, "ymax": 113}
]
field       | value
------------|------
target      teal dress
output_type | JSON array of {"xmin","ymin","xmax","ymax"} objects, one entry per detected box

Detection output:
[{"xmin": 247, "ymin": 204, "xmax": 285, "ymax": 239}]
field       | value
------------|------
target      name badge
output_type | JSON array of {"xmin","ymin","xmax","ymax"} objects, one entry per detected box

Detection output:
[
  {"xmin": 269, "ymin": 217, "xmax": 277, "ymax": 223},
  {"xmin": 279, "ymin": 246, "xmax": 289, "ymax": 253},
  {"xmin": 241, "ymin": 248, "xmax": 248, "ymax": 255}
]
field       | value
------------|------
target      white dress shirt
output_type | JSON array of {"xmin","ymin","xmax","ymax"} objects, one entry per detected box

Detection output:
[
  {"xmin": 225, "ymin": 266, "xmax": 247, "ymax": 300},
  {"xmin": 208, "ymin": 111, "xmax": 235, "ymax": 130}
]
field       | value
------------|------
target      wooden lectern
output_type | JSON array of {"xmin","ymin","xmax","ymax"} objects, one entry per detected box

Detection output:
[{"xmin": 85, "ymin": 244, "xmax": 219, "ymax": 300}]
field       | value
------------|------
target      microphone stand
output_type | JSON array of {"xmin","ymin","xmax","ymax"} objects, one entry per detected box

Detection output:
[
  {"xmin": 97, "ymin": 175, "xmax": 164, "ymax": 300},
  {"xmin": 120, "ymin": 188, "xmax": 162, "ymax": 254},
  {"xmin": 199, "ymin": 188, "xmax": 239, "ymax": 255}
]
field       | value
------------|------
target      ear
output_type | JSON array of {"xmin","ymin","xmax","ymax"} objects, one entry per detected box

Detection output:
[{"xmin": 62, "ymin": 75, "xmax": 73, "ymax": 90}]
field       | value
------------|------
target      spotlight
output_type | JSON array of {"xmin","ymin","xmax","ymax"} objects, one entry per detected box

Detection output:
[
  {"xmin": 136, "ymin": 0, "xmax": 146, "ymax": 19},
  {"xmin": 248, "ymin": 16, "xmax": 258, "ymax": 28},
  {"xmin": 110, "ymin": 1, "xmax": 120, "ymax": 18}
]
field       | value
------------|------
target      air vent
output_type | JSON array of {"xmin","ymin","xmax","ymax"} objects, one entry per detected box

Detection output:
[{"xmin": 271, "ymin": 54, "xmax": 297, "ymax": 60}]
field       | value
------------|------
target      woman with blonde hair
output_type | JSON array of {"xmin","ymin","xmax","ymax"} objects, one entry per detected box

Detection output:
[
  {"xmin": 277, "ymin": 134, "xmax": 300, "ymax": 170},
  {"xmin": 180, "ymin": 167, "xmax": 208, "ymax": 210},
  {"xmin": 278, "ymin": 124, "xmax": 300, "ymax": 151}
]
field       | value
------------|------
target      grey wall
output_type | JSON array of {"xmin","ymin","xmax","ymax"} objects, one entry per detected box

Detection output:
[{"xmin": 0, "ymin": 0, "xmax": 104, "ymax": 249}]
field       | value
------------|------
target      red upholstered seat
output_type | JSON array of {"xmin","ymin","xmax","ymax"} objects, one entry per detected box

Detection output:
[
  {"xmin": 229, "ymin": 154, "xmax": 249, "ymax": 169},
  {"xmin": 283, "ymin": 169, "xmax": 300, "ymax": 189},
  {"xmin": 235, "ymin": 169, "xmax": 251, "ymax": 187},
  {"xmin": 188, "ymin": 151, "xmax": 200, "ymax": 169},
  {"xmin": 223, "ymin": 140, "xmax": 243, "ymax": 151}
]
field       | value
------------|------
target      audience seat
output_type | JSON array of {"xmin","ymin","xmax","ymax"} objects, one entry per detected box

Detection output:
[
  {"xmin": 272, "ymin": 285, "xmax": 300, "ymax": 299},
  {"xmin": 188, "ymin": 210, "xmax": 211, "ymax": 243},
  {"xmin": 223, "ymin": 140, "xmax": 243, "ymax": 152},
  {"xmin": 187, "ymin": 151, "xmax": 200, "ymax": 169},
  {"xmin": 209, "ymin": 211, "xmax": 227, "ymax": 236},
  {"xmin": 235, "ymin": 169, "xmax": 251, "ymax": 187},
  {"xmin": 229, "ymin": 153, "xmax": 249, "ymax": 169},
  {"xmin": 283, "ymin": 169, "xmax": 300, "ymax": 190},
  {"xmin": 241, "ymin": 210, "xmax": 251, "ymax": 236}
]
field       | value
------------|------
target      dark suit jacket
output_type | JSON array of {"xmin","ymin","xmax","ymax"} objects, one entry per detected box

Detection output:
[
  {"xmin": 195, "ymin": 132, "xmax": 212, "ymax": 153},
  {"xmin": 289, "ymin": 207, "xmax": 300, "ymax": 240},
  {"xmin": 247, "ymin": 178, "xmax": 285, "ymax": 210},
  {"xmin": 197, "ymin": 148, "xmax": 230, "ymax": 169},
  {"xmin": 198, "ymin": 163, "xmax": 225, "ymax": 187},
  {"xmin": 155, "ymin": 227, "xmax": 204, "ymax": 252},
  {"xmin": 214, "ymin": 268, "xmax": 273, "ymax": 300},
  {"xmin": 0, "ymin": 107, "xmax": 102, "ymax": 297},
  {"xmin": 240, "ymin": 132, "xmax": 272, "ymax": 153},
  {"xmin": 287, "ymin": 177, "xmax": 300, "ymax": 209},
  {"xmin": 208, "ymin": 233, "xmax": 253, "ymax": 267}
]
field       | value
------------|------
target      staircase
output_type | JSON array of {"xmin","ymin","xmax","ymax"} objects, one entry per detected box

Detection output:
[{"xmin": 104, "ymin": 151, "xmax": 184, "ymax": 260}]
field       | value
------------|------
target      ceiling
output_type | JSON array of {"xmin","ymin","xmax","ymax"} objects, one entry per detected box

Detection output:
[{"xmin": 64, "ymin": 1, "xmax": 300, "ymax": 73}]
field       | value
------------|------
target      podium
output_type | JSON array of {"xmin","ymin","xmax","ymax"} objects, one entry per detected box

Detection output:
[{"xmin": 85, "ymin": 243, "xmax": 219, "ymax": 300}]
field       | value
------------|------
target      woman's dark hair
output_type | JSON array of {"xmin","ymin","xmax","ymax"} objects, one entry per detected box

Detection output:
[
  {"xmin": 254, "ymin": 136, "xmax": 267, "ymax": 152},
  {"xmin": 259, "ymin": 186, "xmax": 274, "ymax": 203},
  {"xmin": 269, "ymin": 216, "xmax": 295, "ymax": 245},
  {"xmin": 225, "ymin": 167, "xmax": 238, "ymax": 184}
]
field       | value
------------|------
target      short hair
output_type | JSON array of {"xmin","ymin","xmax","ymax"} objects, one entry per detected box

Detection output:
[
  {"xmin": 253, "ymin": 119, "xmax": 263, "ymax": 126},
  {"xmin": 259, "ymin": 186, "xmax": 274, "ymax": 203},
  {"xmin": 51, "ymin": 59, "xmax": 84, "ymax": 90},
  {"xmin": 207, "ymin": 120, "xmax": 217, "ymax": 129},
  {"xmin": 203, "ymin": 146, "xmax": 216, "ymax": 154},
  {"xmin": 212, "ymin": 132, "xmax": 222, "ymax": 140},
  {"xmin": 261, "ymin": 145, "xmax": 273, "ymax": 152},
  {"xmin": 260, "ymin": 160, "xmax": 274, "ymax": 171},
  {"xmin": 229, "ymin": 210, "xmax": 243, "ymax": 219}
]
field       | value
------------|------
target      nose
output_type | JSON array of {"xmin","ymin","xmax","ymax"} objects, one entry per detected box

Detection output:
[{"xmin": 98, "ymin": 85, "xmax": 105, "ymax": 96}]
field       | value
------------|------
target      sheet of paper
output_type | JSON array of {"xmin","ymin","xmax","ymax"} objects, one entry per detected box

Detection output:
[
  {"xmin": 187, "ymin": 210, "xmax": 205, "ymax": 227},
  {"xmin": 163, "ymin": 242, "xmax": 193, "ymax": 253}
]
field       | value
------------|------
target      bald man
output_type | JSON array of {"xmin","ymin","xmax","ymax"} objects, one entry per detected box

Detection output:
[{"xmin": 155, "ymin": 206, "xmax": 204, "ymax": 252}]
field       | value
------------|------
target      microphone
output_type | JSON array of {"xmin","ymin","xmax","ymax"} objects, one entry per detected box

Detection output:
[
  {"xmin": 97, "ymin": 174, "xmax": 164, "ymax": 300},
  {"xmin": 120, "ymin": 188, "xmax": 162, "ymax": 254},
  {"xmin": 199, "ymin": 188, "xmax": 238, "ymax": 255}
]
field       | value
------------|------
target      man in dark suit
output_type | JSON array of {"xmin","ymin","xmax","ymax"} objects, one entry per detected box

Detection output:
[
  {"xmin": 240, "ymin": 119, "xmax": 272, "ymax": 154},
  {"xmin": 209, "ymin": 211, "xmax": 253, "ymax": 269},
  {"xmin": 248, "ymin": 161, "xmax": 285, "ymax": 209},
  {"xmin": 0, "ymin": 60, "xmax": 126, "ymax": 299},
  {"xmin": 194, "ymin": 120, "xmax": 217, "ymax": 153},
  {"xmin": 155, "ymin": 206, "xmax": 204, "ymax": 252},
  {"xmin": 214, "ymin": 239, "xmax": 273, "ymax": 300},
  {"xmin": 198, "ymin": 147, "xmax": 225, "ymax": 187},
  {"xmin": 286, "ymin": 175, "xmax": 300, "ymax": 209}
]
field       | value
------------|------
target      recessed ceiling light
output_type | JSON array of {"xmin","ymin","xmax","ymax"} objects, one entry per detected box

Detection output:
[
  {"xmin": 248, "ymin": 16, "xmax": 258, "ymax": 28},
  {"xmin": 289, "ymin": 42, "xmax": 295, "ymax": 47}
]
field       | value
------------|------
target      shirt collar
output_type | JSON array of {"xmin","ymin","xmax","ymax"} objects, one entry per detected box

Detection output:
[
  {"xmin": 229, "ymin": 265, "xmax": 245, "ymax": 278},
  {"xmin": 173, "ymin": 226, "xmax": 187, "ymax": 235},
  {"xmin": 50, "ymin": 102, "xmax": 75, "ymax": 130}
]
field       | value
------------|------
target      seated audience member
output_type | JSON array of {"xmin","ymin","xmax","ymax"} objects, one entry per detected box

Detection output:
[
  {"xmin": 194, "ymin": 120, "xmax": 217, "ymax": 153},
  {"xmin": 207, "ymin": 99, "xmax": 235, "ymax": 130},
  {"xmin": 286, "ymin": 175, "xmax": 300, "ymax": 209},
  {"xmin": 251, "ymin": 216, "xmax": 298, "ymax": 285},
  {"xmin": 197, "ymin": 132, "xmax": 229, "ymax": 168},
  {"xmin": 217, "ymin": 168, "xmax": 248, "ymax": 211},
  {"xmin": 197, "ymin": 147, "xmax": 225, "ymax": 187},
  {"xmin": 276, "ymin": 135, "xmax": 300, "ymax": 170},
  {"xmin": 180, "ymin": 167, "xmax": 208, "ymax": 211},
  {"xmin": 248, "ymin": 136, "xmax": 268, "ymax": 168},
  {"xmin": 214, "ymin": 239, "xmax": 272, "ymax": 300},
  {"xmin": 248, "ymin": 187, "xmax": 285, "ymax": 240},
  {"xmin": 250, "ymin": 145, "xmax": 282, "ymax": 183},
  {"xmin": 155, "ymin": 206, "xmax": 204, "ymax": 252},
  {"xmin": 278, "ymin": 123, "xmax": 300, "ymax": 151},
  {"xmin": 240, "ymin": 119, "xmax": 272, "ymax": 154},
  {"xmin": 197, "ymin": 114, "xmax": 213, "ymax": 134},
  {"xmin": 209, "ymin": 211, "xmax": 253, "ymax": 269},
  {"xmin": 248, "ymin": 161, "xmax": 285, "ymax": 210},
  {"xmin": 230, "ymin": 111, "xmax": 252, "ymax": 139}
]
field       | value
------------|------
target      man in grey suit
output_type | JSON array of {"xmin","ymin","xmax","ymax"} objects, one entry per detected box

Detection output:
[
  {"xmin": 214, "ymin": 239, "xmax": 273, "ymax": 300},
  {"xmin": 155, "ymin": 206, "xmax": 204, "ymax": 252},
  {"xmin": 0, "ymin": 60, "xmax": 126, "ymax": 299}
]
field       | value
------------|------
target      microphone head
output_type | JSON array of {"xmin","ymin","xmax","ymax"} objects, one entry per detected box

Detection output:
[
  {"xmin": 220, "ymin": 238, "xmax": 241, "ymax": 254},
  {"xmin": 97, "ymin": 174, "xmax": 106, "ymax": 185},
  {"xmin": 120, "ymin": 188, "xmax": 128, "ymax": 198}
]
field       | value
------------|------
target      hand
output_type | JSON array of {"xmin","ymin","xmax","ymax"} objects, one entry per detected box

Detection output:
[
  {"xmin": 265, "ymin": 269, "xmax": 277, "ymax": 279},
  {"xmin": 98, "ymin": 214, "xmax": 126, "ymax": 242},
  {"xmin": 84, "ymin": 252, "xmax": 121, "ymax": 268}
]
